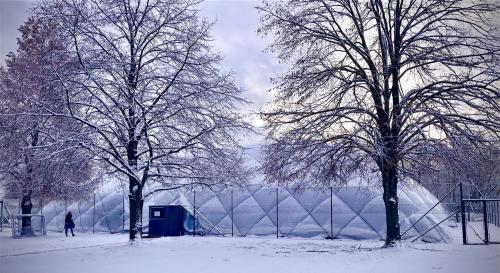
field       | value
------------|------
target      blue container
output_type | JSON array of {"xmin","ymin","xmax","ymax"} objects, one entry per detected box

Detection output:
[{"xmin": 148, "ymin": 205, "xmax": 185, "ymax": 237}]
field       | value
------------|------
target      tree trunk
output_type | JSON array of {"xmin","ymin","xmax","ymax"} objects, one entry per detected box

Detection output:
[
  {"xmin": 382, "ymin": 165, "xmax": 400, "ymax": 246},
  {"xmin": 128, "ymin": 175, "xmax": 143, "ymax": 242},
  {"xmin": 20, "ymin": 190, "xmax": 34, "ymax": 236},
  {"xmin": 20, "ymin": 130, "xmax": 37, "ymax": 236}
]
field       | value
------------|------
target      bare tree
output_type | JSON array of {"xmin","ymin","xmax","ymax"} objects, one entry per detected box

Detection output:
[
  {"xmin": 37, "ymin": 0, "xmax": 250, "ymax": 241},
  {"xmin": 0, "ymin": 16, "xmax": 96, "ymax": 235},
  {"xmin": 411, "ymin": 140, "xmax": 500, "ymax": 200},
  {"xmin": 258, "ymin": 0, "xmax": 500, "ymax": 245}
]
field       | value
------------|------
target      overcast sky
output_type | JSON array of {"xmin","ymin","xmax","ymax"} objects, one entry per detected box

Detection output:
[{"xmin": 0, "ymin": 0, "xmax": 283, "ymax": 142}]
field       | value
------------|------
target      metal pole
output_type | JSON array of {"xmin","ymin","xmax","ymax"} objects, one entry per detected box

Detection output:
[
  {"xmin": 122, "ymin": 194, "xmax": 125, "ymax": 234},
  {"xmin": 487, "ymin": 202, "xmax": 490, "ymax": 227},
  {"xmin": 1, "ymin": 201, "xmax": 3, "ymax": 232},
  {"xmin": 231, "ymin": 189, "xmax": 234, "ymax": 237},
  {"xmin": 483, "ymin": 200, "xmax": 489, "ymax": 244},
  {"xmin": 491, "ymin": 202, "xmax": 494, "ymax": 227},
  {"xmin": 494, "ymin": 202, "xmax": 497, "ymax": 227},
  {"xmin": 460, "ymin": 182, "xmax": 467, "ymax": 245},
  {"xmin": 493, "ymin": 203, "xmax": 496, "ymax": 226},
  {"xmin": 276, "ymin": 188, "xmax": 279, "ymax": 238},
  {"xmin": 193, "ymin": 190, "xmax": 196, "ymax": 237},
  {"xmin": 92, "ymin": 194, "xmax": 95, "ymax": 234},
  {"xmin": 497, "ymin": 202, "xmax": 499, "ymax": 227},
  {"xmin": 493, "ymin": 203, "xmax": 496, "ymax": 227},
  {"xmin": 330, "ymin": 186, "xmax": 333, "ymax": 239},
  {"xmin": 496, "ymin": 202, "xmax": 499, "ymax": 227},
  {"xmin": 42, "ymin": 214, "xmax": 46, "ymax": 236},
  {"xmin": 495, "ymin": 203, "xmax": 497, "ymax": 226}
]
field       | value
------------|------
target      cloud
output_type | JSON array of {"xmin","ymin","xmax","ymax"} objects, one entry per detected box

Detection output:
[
  {"xmin": 200, "ymin": 0, "xmax": 284, "ymax": 128},
  {"xmin": 0, "ymin": 0, "xmax": 283, "ymax": 131}
]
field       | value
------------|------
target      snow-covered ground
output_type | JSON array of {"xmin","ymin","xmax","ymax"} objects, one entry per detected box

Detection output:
[
  {"xmin": 466, "ymin": 221, "xmax": 500, "ymax": 244},
  {"xmin": 1, "ymin": 229, "xmax": 499, "ymax": 273}
]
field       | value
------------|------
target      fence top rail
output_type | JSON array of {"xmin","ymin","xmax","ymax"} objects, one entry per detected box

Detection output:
[
  {"xmin": 462, "ymin": 199, "xmax": 500, "ymax": 202},
  {"xmin": 12, "ymin": 214, "xmax": 44, "ymax": 217}
]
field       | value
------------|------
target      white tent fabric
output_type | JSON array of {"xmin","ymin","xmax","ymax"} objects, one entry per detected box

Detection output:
[{"xmin": 41, "ymin": 182, "xmax": 451, "ymax": 242}]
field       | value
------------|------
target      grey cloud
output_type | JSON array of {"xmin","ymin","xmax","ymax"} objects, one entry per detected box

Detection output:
[
  {"xmin": 0, "ymin": 0, "xmax": 282, "ymax": 128},
  {"xmin": 200, "ymin": 0, "xmax": 285, "ymax": 128}
]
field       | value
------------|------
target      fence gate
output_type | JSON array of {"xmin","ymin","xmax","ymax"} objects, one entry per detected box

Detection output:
[{"xmin": 461, "ymin": 199, "xmax": 500, "ymax": 245}]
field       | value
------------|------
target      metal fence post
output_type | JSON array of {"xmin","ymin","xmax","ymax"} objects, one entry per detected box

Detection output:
[
  {"xmin": 496, "ymin": 202, "xmax": 499, "ymax": 227},
  {"xmin": 493, "ymin": 202, "xmax": 496, "ymax": 227},
  {"xmin": 493, "ymin": 203, "xmax": 497, "ymax": 227},
  {"xmin": 193, "ymin": 189, "xmax": 196, "ymax": 237},
  {"xmin": 460, "ymin": 183, "xmax": 467, "ymax": 245},
  {"xmin": 495, "ymin": 203, "xmax": 497, "ymax": 226},
  {"xmin": 276, "ymin": 188, "xmax": 279, "ymax": 238},
  {"xmin": 487, "ymin": 202, "xmax": 491, "ymax": 227},
  {"xmin": 330, "ymin": 186, "xmax": 333, "ymax": 239},
  {"xmin": 497, "ymin": 202, "xmax": 499, "ymax": 227},
  {"xmin": 92, "ymin": 194, "xmax": 95, "ymax": 234},
  {"xmin": 483, "ymin": 200, "xmax": 489, "ymax": 244},
  {"xmin": 42, "ymin": 214, "xmax": 46, "ymax": 236},
  {"xmin": 122, "ymin": 193, "xmax": 125, "ymax": 233},
  {"xmin": 231, "ymin": 189, "xmax": 234, "ymax": 237},
  {"xmin": 0, "ymin": 201, "xmax": 3, "ymax": 232}
]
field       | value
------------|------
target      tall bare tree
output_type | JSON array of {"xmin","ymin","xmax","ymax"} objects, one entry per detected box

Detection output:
[
  {"xmin": 258, "ymin": 0, "xmax": 500, "ymax": 245},
  {"xmin": 0, "ymin": 16, "xmax": 96, "ymax": 235},
  {"xmin": 38, "ymin": 0, "xmax": 250, "ymax": 241},
  {"xmin": 411, "ymin": 140, "xmax": 500, "ymax": 200}
]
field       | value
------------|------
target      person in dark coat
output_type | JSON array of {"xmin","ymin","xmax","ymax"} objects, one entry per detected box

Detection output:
[{"xmin": 64, "ymin": 211, "xmax": 75, "ymax": 237}]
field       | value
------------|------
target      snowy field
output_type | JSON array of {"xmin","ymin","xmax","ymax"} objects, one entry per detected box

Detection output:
[{"xmin": 1, "ymin": 229, "xmax": 499, "ymax": 273}]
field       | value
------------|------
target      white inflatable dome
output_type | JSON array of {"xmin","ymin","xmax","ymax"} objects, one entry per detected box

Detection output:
[{"xmin": 41, "ymin": 181, "xmax": 451, "ymax": 242}]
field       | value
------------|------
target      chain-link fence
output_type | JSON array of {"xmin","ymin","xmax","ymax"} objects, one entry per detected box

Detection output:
[
  {"xmin": 15, "ymin": 184, "xmax": 450, "ymax": 242},
  {"xmin": 462, "ymin": 199, "xmax": 500, "ymax": 244},
  {"xmin": 3, "ymin": 181, "xmax": 497, "ymax": 244}
]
